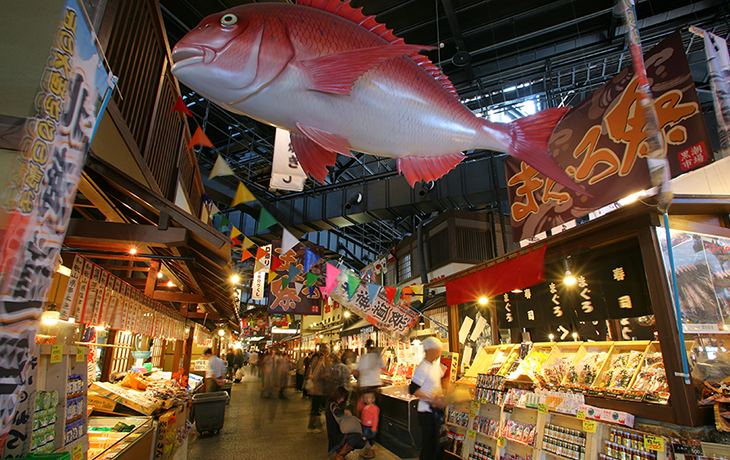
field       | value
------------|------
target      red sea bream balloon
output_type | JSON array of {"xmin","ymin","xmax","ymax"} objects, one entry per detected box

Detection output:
[{"xmin": 171, "ymin": 0, "xmax": 583, "ymax": 191}]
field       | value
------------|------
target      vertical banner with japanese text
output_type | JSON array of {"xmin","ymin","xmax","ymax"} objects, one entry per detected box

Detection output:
[
  {"xmin": 506, "ymin": 32, "xmax": 712, "ymax": 243},
  {"xmin": 0, "ymin": 0, "xmax": 114, "ymax": 446},
  {"xmin": 269, "ymin": 128, "xmax": 307, "ymax": 192}
]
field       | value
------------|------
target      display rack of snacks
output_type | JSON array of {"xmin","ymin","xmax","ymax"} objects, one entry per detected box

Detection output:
[
  {"xmin": 470, "ymin": 442, "xmax": 496, "ymax": 460},
  {"xmin": 537, "ymin": 343, "xmax": 583, "ymax": 389},
  {"xmin": 506, "ymin": 343, "xmax": 553, "ymax": 384},
  {"xmin": 487, "ymin": 345, "xmax": 519, "ymax": 375},
  {"xmin": 502, "ymin": 420, "xmax": 537, "ymax": 446},
  {"xmin": 631, "ymin": 342, "xmax": 670, "ymax": 404},
  {"xmin": 447, "ymin": 431, "xmax": 466, "ymax": 457},
  {"xmin": 542, "ymin": 422, "xmax": 586, "ymax": 460},
  {"xmin": 590, "ymin": 341, "xmax": 649, "ymax": 398},
  {"xmin": 448, "ymin": 409, "xmax": 471, "ymax": 428},
  {"xmin": 600, "ymin": 427, "xmax": 667, "ymax": 460},
  {"xmin": 474, "ymin": 416, "xmax": 501, "ymax": 439},
  {"xmin": 563, "ymin": 343, "xmax": 612, "ymax": 391},
  {"xmin": 476, "ymin": 374, "xmax": 507, "ymax": 406},
  {"xmin": 30, "ymin": 390, "xmax": 59, "ymax": 454}
]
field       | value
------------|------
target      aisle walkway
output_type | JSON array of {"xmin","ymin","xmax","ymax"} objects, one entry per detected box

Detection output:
[{"xmin": 187, "ymin": 370, "xmax": 416, "ymax": 460}]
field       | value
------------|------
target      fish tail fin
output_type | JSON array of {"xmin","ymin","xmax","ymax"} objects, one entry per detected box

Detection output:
[{"xmin": 498, "ymin": 107, "xmax": 588, "ymax": 195}]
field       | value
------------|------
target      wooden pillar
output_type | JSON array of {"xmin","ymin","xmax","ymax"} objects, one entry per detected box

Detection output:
[
  {"xmin": 638, "ymin": 226, "xmax": 702, "ymax": 426},
  {"xmin": 145, "ymin": 260, "xmax": 160, "ymax": 297},
  {"xmin": 182, "ymin": 326, "xmax": 195, "ymax": 378},
  {"xmin": 447, "ymin": 303, "xmax": 460, "ymax": 353},
  {"xmin": 100, "ymin": 329, "xmax": 117, "ymax": 382},
  {"xmin": 160, "ymin": 340, "xmax": 168, "ymax": 369},
  {"xmin": 490, "ymin": 305, "xmax": 500, "ymax": 345},
  {"xmin": 172, "ymin": 339, "xmax": 184, "ymax": 372}
]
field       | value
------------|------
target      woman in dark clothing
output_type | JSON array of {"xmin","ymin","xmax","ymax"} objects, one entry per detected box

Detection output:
[{"xmin": 326, "ymin": 386, "xmax": 366, "ymax": 460}]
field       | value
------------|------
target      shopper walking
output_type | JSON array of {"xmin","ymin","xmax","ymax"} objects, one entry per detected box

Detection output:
[
  {"xmin": 225, "ymin": 347, "xmax": 235, "ymax": 380},
  {"xmin": 234, "ymin": 348, "xmax": 245, "ymax": 377},
  {"xmin": 306, "ymin": 345, "xmax": 329, "ymax": 433},
  {"xmin": 409, "ymin": 337, "xmax": 448, "ymax": 460},
  {"xmin": 275, "ymin": 351, "xmax": 291, "ymax": 399},
  {"xmin": 295, "ymin": 353, "xmax": 307, "ymax": 392},
  {"xmin": 326, "ymin": 386, "xmax": 366, "ymax": 460},
  {"xmin": 302, "ymin": 351, "xmax": 314, "ymax": 397},
  {"xmin": 352, "ymin": 339, "xmax": 386, "ymax": 413},
  {"xmin": 202, "ymin": 348, "xmax": 226, "ymax": 393},
  {"xmin": 261, "ymin": 351, "xmax": 276, "ymax": 398}
]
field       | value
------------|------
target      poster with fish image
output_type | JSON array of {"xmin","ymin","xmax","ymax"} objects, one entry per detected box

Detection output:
[{"xmin": 506, "ymin": 32, "xmax": 713, "ymax": 243}]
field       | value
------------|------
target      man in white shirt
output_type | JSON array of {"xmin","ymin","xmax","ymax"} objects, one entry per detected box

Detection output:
[
  {"xmin": 409, "ymin": 337, "xmax": 447, "ymax": 460},
  {"xmin": 203, "ymin": 348, "xmax": 226, "ymax": 393},
  {"xmin": 352, "ymin": 339, "xmax": 386, "ymax": 413}
]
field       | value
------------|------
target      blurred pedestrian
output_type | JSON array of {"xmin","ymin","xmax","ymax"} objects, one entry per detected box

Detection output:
[
  {"xmin": 296, "ymin": 353, "xmax": 307, "ymax": 392},
  {"xmin": 261, "ymin": 351, "xmax": 276, "ymax": 398},
  {"xmin": 275, "ymin": 351, "xmax": 291, "ymax": 399},
  {"xmin": 202, "ymin": 348, "xmax": 225, "ymax": 393},
  {"xmin": 325, "ymin": 353, "xmax": 352, "ymax": 405},
  {"xmin": 226, "ymin": 347, "xmax": 235, "ymax": 379},
  {"xmin": 352, "ymin": 339, "xmax": 386, "ymax": 414}
]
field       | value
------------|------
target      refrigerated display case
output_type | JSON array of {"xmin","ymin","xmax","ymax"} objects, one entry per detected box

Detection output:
[{"xmin": 87, "ymin": 416, "xmax": 155, "ymax": 460}]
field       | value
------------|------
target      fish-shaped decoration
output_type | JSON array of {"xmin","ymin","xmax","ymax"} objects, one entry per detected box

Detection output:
[{"xmin": 171, "ymin": 0, "xmax": 582, "ymax": 191}]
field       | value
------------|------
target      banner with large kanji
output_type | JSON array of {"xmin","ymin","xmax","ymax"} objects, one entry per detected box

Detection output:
[
  {"xmin": 506, "ymin": 31, "xmax": 712, "ymax": 242},
  {"xmin": 267, "ymin": 242, "xmax": 325, "ymax": 315}
]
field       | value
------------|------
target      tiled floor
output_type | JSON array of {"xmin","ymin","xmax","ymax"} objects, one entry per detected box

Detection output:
[{"xmin": 187, "ymin": 369, "xmax": 417, "ymax": 460}]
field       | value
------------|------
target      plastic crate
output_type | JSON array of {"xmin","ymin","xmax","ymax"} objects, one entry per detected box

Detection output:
[{"xmin": 192, "ymin": 392, "xmax": 229, "ymax": 434}]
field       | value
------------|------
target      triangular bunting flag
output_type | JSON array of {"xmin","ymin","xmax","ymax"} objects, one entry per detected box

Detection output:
[
  {"xmin": 281, "ymin": 276, "xmax": 288, "ymax": 286},
  {"xmin": 231, "ymin": 236, "xmax": 242, "ymax": 245},
  {"xmin": 270, "ymin": 256, "xmax": 284, "ymax": 272},
  {"xmin": 325, "ymin": 263, "xmax": 341, "ymax": 295},
  {"xmin": 295, "ymin": 282, "xmax": 304, "ymax": 293},
  {"xmin": 231, "ymin": 182, "xmax": 256, "ymax": 207},
  {"xmin": 394, "ymin": 287, "xmax": 402, "ymax": 305},
  {"xmin": 219, "ymin": 215, "xmax": 231, "ymax": 228},
  {"xmin": 258, "ymin": 207, "xmax": 278, "ymax": 232},
  {"xmin": 306, "ymin": 272, "xmax": 319, "ymax": 288},
  {"xmin": 367, "ymin": 283, "xmax": 381, "ymax": 304},
  {"xmin": 268, "ymin": 271, "xmax": 278, "ymax": 284},
  {"xmin": 402, "ymin": 286, "xmax": 413, "ymax": 304},
  {"xmin": 170, "ymin": 96, "xmax": 193, "ymax": 117},
  {"xmin": 411, "ymin": 284, "xmax": 424, "ymax": 298},
  {"xmin": 256, "ymin": 247, "xmax": 268, "ymax": 261},
  {"xmin": 209, "ymin": 154, "xmax": 235, "ymax": 179},
  {"xmin": 319, "ymin": 285, "xmax": 328, "ymax": 298},
  {"xmin": 242, "ymin": 237, "xmax": 255, "ymax": 250},
  {"xmin": 230, "ymin": 226, "xmax": 242, "ymax": 241},
  {"xmin": 189, "ymin": 126, "xmax": 214, "ymax": 150},
  {"xmin": 210, "ymin": 203, "xmax": 221, "ymax": 217},
  {"xmin": 303, "ymin": 248, "xmax": 320, "ymax": 274},
  {"xmin": 309, "ymin": 286, "xmax": 316, "ymax": 297},
  {"xmin": 281, "ymin": 228, "xmax": 298, "ymax": 255},
  {"xmin": 240, "ymin": 249, "xmax": 253, "ymax": 262},
  {"xmin": 384, "ymin": 286, "xmax": 396, "ymax": 304},
  {"xmin": 288, "ymin": 265, "xmax": 301, "ymax": 282},
  {"xmin": 347, "ymin": 275, "xmax": 360, "ymax": 299},
  {"xmin": 254, "ymin": 258, "xmax": 264, "ymax": 273}
]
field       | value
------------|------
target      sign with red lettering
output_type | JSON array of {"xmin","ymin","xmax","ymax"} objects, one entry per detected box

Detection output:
[{"xmin": 506, "ymin": 32, "xmax": 712, "ymax": 242}]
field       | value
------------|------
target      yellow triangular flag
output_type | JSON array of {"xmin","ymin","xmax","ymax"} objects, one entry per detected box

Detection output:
[
  {"xmin": 268, "ymin": 271, "xmax": 278, "ymax": 283},
  {"xmin": 412, "ymin": 284, "xmax": 424, "ymax": 298},
  {"xmin": 209, "ymin": 154, "xmax": 235, "ymax": 179},
  {"xmin": 231, "ymin": 182, "xmax": 256, "ymax": 207},
  {"xmin": 242, "ymin": 237, "xmax": 255, "ymax": 250},
  {"xmin": 230, "ymin": 226, "xmax": 242, "ymax": 240}
]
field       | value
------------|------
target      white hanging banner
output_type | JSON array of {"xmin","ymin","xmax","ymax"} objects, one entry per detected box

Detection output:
[
  {"xmin": 269, "ymin": 129, "xmax": 307, "ymax": 191},
  {"xmin": 252, "ymin": 271, "xmax": 267, "ymax": 300}
]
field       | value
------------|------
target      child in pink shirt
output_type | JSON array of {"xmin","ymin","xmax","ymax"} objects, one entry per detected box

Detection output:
[{"xmin": 359, "ymin": 392, "xmax": 379, "ymax": 458}]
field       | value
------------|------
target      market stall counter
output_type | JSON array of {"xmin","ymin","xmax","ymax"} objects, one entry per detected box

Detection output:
[{"xmin": 379, "ymin": 385, "xmax": 422, "ymax": 449}]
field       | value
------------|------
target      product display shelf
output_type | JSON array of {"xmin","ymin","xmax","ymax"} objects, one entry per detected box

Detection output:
[
  {"xmin": 36, "ymin": 344, "xmax": 89, "ymax": 460},
  {"xmin": 596, "ymin": 424, "xmax": 670, "ymax": 460},
  {"xmin": 538, "ymin": 342, "xmax": 583, "ymax": 388},
  {"xmin": 630, "ymin": 341, "xmax": 670, "ymax": 404},
  {"xmin": 537, "ymin": 411, "xmax": 597, "ymax": 460},
  {"xmin": 588, "ymin": 341, "xmax": 650, "ymax": 399},
  {"xmin": 506, "ymin": 342, "xmax": 555, "ymax": 384},
  {"xmin": 561, "ymin": 342, "xmax": 614, "ymax": 391}
]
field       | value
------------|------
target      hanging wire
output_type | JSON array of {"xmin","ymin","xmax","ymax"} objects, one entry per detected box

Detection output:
[{"xmin": 435, "ymin": 0, "xmax": 442, "ymax": 69}]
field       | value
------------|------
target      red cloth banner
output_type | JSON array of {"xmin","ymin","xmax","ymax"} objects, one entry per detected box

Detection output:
[{"xmin": 446, "ymin": 244, "xmax": 547, "ymax": 305}]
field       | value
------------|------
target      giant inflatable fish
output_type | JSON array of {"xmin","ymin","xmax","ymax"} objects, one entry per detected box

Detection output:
[{"xmin": 171, "ymin": 0, "xmax": 582, "ymax": 191}]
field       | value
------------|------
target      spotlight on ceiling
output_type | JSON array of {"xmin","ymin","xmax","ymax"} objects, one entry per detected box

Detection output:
[{"xmin": 345, "ymin": 192, "xmax": 363, "ymax": 210}]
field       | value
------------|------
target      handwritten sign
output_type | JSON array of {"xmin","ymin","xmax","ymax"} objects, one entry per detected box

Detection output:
[
  {"xmin": 468, "ymin": 430, "xmax": 476, "ymax": 440},
  {"xmin": 497, "ymin": 436, "xmax": 506, "ymax": 447},
  {"xmin": 576, "ymin": 410, "xmax": 587, "ymax": 420},
  {"xmin": 51, "ymin": 345, "xmax": 63, "ymax": 363},
  {"xmin": 538, "ymin": 403, "xmax": 549, "ymax": 414},
  {"xmin": 582, "ymin": 420, "xmax": 597, "ymax": 433},
  {"xmin": 76, "ymin": 346, "xmax": 85, "ymax": 362},
  {"xmin": 644, "ymin": 435, "xmax": 665, "ymax": 452},
  {"xmin": 72, "ymin": 442, "xmax": 83, "ymax": 460}
]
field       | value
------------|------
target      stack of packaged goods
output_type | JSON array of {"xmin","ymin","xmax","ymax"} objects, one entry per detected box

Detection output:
[
  {"xmin": 600, "ymin": 428, "xmax": 659, "ymax": 460},
  {"xmin": 446, "ymin": 431, "xmax": 466, "ymax": 456},
  {"xmin": 30, "ymin": 390, "xmax": 59, "ymax": 453},
  {"xmin": 499, "ymin": 453, "xmax": 532, "ymax": 460},
  {"xmin": 539, "ymin": 357, "xmax": 571, "ymax": 388},
  {"xmin": 631, "ymin": 352, "xmax": 669, "ymax": 403},
  {"xmin": 476, "ymin": 374, "xmax": 506, "ymax": 405},
  {"xmin": 564, "ymin": 352, "xmax": 608, "ymax": 390},
  {"xmin": 542, "ymin": 423, "xmax": 586, "ymax": 460},
  {"xmin": 65, "ymin": 373, "xmax": 86, "ymax": 445},
  {"xmin": 595, "ymin": 352, "xmax": 643, "ymax": 394},
  {"xmin": 502, "ymin": 420, "xmax": 537, "ymax": 446},
  {"xmin": 447, "ymin": 409, "xmax": 470, "ymax": 427},
  {"xmin": 470, "ymin": 442, "xmax": 496, "ymax": 460},
  {"xmin": 473, "ymin": 416, "xmax": 500, "ymax": 438}
]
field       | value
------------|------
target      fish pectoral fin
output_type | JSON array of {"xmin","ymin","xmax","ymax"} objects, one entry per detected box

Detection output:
[
  {"xmin": 397, "ymin": 154, "xmax": 464, "ymax": 187},
  {"xmin": 302, "ymin": 44, "xmax": 435, "ymax": 95},
  {"xmin": 295, "ymin": 123, "xmax": 353, "ymax": 157},
  {"xmin": 290, "ymin": 132, "xmax": 338, "ymax": 184}
]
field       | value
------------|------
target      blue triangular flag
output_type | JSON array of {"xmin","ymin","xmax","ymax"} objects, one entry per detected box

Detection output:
[
  {"xmin": 303, "ymin": 247, "xmax": 320, "ymax": 274},
  {"xmin": 367, "ymin": 283, "xmax": 381, "ymax": 304},
  {"xmin": 288, "ymin": 265, "xmax": 301, "ymax": 282}
]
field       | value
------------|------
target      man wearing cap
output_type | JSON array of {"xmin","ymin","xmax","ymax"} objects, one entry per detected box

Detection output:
[{"xmin": 409, "ymin": 337, "xmax": 447, "ymax": 460}]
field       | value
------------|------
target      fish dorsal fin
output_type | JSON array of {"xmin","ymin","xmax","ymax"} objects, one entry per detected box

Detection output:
[{"xmin": 296, "ymin": 0, "xmax": 459, "ymax": 98}]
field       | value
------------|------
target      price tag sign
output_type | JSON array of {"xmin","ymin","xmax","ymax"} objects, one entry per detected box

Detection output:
[
  {"xmin": 644, "ymin": 435, "xmax": 665, "ymax": 452},
  {"xmin": 576, "ymin": 410, "xmax": 586, "ymax": 420},
  {"xmin": 72, "ymin": 442, "xmax": 83, "ymax": 460},
  {"xmin": 537, "ymin": 403, "xmax": 549, "ymax": 414},
  {"xmin": 76, "ymin": 346, "xmax": 85, "ymax": 362},
  {"xmin": 472, "ymin": 400, "xmax": 480, "ymax": 410},
  {"xmin": 50, "ymin": 345, "xmax": 63, "ymax": 363},
  {"xmin": 480, "ymin": 397, "xmax": 487, "ymax": 404},
  {"xmin": 469, "ymin": 409, "xmax": 476, "ymax": 418},
  {"xmin": 468, "ymin": 430, "xmax": 476, "ymax": 440},
  {"xmin": 582, "ymin": 420, "xmax": 597, "ymax": 433},
  {"xmin": 497, "ymin": 436, "xmax": 506, "ymax": 447}
]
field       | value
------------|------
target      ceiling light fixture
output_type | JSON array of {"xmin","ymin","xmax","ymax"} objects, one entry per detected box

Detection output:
[
  {"xmin": 563, "ymin": 256, "xmax": 576, "ymax": 285},
  {"xmin": 478, "ymin": 297, "xmax": 488, "ymax": 305},
  {"xmin": 129, "ymin": 247, "xmax": 138, "ymax": 255},
  {"xmin": 231, "ymin": 274, "xmax": 240, "ymax": 284},
  {"xmin": 157, "ymin": 272, "xmax": 163, "ymax": 279}
]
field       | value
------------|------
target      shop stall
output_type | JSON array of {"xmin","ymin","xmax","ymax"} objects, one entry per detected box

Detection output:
[{"xmin": 437, "ymin": 195, "xmax": 730, "ymax": 460}]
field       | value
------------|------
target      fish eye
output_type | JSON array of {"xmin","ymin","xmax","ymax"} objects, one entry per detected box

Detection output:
[{"xmin": 220, "ymin": 14, "xmax": 238, "ymax": 27}]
